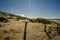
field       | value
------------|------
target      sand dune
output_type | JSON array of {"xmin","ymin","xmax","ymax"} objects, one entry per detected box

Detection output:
[{"xmin": 0, "ymin": 12, "xmax": 60, "ymax": 40}]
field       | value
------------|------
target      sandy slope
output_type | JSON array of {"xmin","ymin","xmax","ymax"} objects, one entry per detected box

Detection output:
[
  {"xmin": 0, "ymin": 12, "xmax": 60, "ymax": 40},
  {"xmin": 0, "ymin": 20, "xmax": 59, "ymax": 40}
]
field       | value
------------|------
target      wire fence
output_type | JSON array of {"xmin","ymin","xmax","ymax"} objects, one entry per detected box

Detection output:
[{"xmin": 23, "ymin": 22, "xmax": 60, "ymax": 40}]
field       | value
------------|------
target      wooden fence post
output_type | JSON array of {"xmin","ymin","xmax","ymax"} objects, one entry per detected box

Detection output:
[
  {"xmin": 23, "ymin": 22, "xmax": 28, "ymax": 40},
  {"xmin": 44, "ymin": 24, "xmax": 51, "ymax": 39},
  {"xmin": 44, "ymin": 24, "xmax": 46, "ymax": 32},
  {"xmin": 57, "ymin": 24, "xmax": 59, "ymax": 31}
]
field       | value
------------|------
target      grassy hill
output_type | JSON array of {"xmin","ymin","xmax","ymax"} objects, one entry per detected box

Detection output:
[
  {"xmin": 0, "ymin": 12, "xmax": 60, "ymax": 40},
  {"xmin": 0, "ymin": 12, "xmax": 59, "ymax": 24}
]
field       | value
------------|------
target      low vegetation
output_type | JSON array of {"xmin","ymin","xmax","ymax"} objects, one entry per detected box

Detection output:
[{"xmin": 0, "ymin": 12, "xmax": 60, "ymax": 40}]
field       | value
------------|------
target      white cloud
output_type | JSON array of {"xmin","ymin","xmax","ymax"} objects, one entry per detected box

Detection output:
[
  {"xmin": 15, "ymin": 13, "xmax": 35, "ymax": 18},
  {"xmin": 15, "ymin": 14, "xmax": 25, "ymax": 17},
  {"xmin": 13, "ymin": 13, "xmax": 60, "ymax": 19},
  {"xmin": 20, "ymin": 14, "xmax": 25, "ymax": 16}
]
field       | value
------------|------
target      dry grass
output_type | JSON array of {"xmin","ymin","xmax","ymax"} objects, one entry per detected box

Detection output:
[
  {"xmin": 0, "ymin": 12, "xmax": 60, "ymax": 40},
  {"xmin": 0, "ymin": 20, "xmax": 59, "ymax": 40}
]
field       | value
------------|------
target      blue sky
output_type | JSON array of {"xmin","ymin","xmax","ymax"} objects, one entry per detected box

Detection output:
[{"xmin": 0, "ymin": 0, "xmax": 60, "ymax": 18}]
